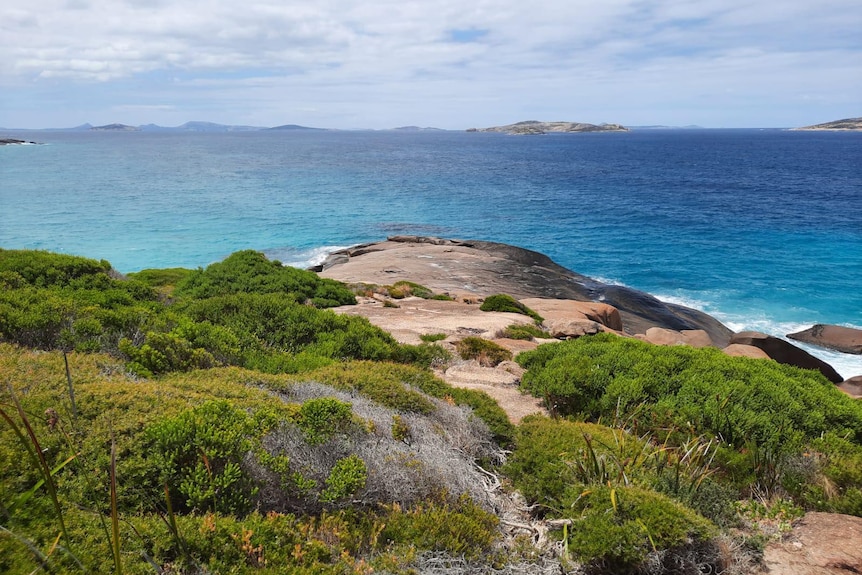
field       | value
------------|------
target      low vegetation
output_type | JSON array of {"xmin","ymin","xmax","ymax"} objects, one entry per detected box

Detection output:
[
  {"xmin": 497, "ymin": 323, "xmax": 548, "ymax": 340},
  {"xmin": 455, "ymin": 336, "xmax": 513, "ymax": 367},
  {"xmin": 2, "ymin": 249, "xmax": 861, "ymax": 574},
  {"xmin": 479, "ymin": 294, "xmax": 543, "ymax": 323},
  {"xmin": 514, "ymin": 334, "xmax": 862, "ymax": 531}
]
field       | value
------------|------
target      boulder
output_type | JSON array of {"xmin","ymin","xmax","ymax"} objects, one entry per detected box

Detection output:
[
  {"xmin": 728, "ymin": 331, "xmax": 843, "ymax": 383},
  {"xmin": 638, "ymin": 327, "xmax": 713, "ymax": 348},
  {"xmin": 520, "ymin": 298, "xmax": 623, "ymax": 331},
  {"xmin": 764, "ymin": 512, "xmax": 862, "ymax": 575},
  {"xmin": 723, "ymin": 344, "xmax": 772, "ymax": 360},
  {"xmin": 838, "ymin": 375, "xmax": 862, "ymax": 399},
  {"xmin": 547, "ymin": 320, "xmax": 604, "ymax": 339},
  {"xmin": 787, "ymin": 324, "xmax": 862, "ymax": 355}
]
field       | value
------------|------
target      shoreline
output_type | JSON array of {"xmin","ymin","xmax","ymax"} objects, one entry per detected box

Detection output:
[{"xmin": 317, "ymin": 236, "xmax": 861, "ymax": 382}]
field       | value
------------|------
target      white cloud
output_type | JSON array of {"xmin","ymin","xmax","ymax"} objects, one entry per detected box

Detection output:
[{"xmin": 1, "ymin": 0, "xmax": 860, "ymax": 127}]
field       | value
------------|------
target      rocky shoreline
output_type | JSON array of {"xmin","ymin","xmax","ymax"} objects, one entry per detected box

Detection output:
[{"xmin": 318, "ymin": 236, "xmax": 861, "ymax": 395}]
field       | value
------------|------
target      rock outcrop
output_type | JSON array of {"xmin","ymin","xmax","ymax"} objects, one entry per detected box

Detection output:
[
  {"xmin": 318, "ymin": 236, "xmax": 734, "ymax": 345},
  {"xmin": 723, "ymin": 343, "xmax": 772, "ymax": 360},
  {"xmin": 519, "ymin": 298, "xmax": 623, "ymax": 334},
  {"xmin": 839, "ymin": 376, "xmax": 862, "ymax": 398},
  {"xmin": 468, "ymin": 120, "xmax": 629, "ymax": 135},
  {"xmin": 0, "ymin": 138, "xmax": 38, "ymax": 145},
  {"xmin": 637, "ymin": 327, "xmax": 713, "ymax": 348},
  {"xmin": 729, "ymin": 331, "xmax": 843, "ymax": 383},
  {"xmin": 787, "ymin": 324, "xmax": 862, "ymax": 355},
  {"xmin": 764, "ymin": 512, "xmax": 862, "ymax": 575}
]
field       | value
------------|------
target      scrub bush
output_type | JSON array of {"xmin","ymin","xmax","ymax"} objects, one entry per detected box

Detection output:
[
  {"xmin": 479, "ymin": 294, "xmax": 543, "ymax": 323},
  {"xmin": 455, "ymin": 336, "xmax": 513, "ymax": 367},
  {"xmin": 174, "ymin": 250, "xmax": 355, "ymax": 307},
  {"xmin": 498, "ymin": 323, "xmax": 548, "ymax": 340}
]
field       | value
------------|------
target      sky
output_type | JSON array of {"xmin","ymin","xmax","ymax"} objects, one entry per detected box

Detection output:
[{"xmin": 1, "ymin": 0, "xmax": 860, "ymax": 130}]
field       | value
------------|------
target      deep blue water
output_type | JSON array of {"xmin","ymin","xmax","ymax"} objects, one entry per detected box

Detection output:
[{"xmin": 1, "ymin": 129, "xmax": 860, "ymax": 376}]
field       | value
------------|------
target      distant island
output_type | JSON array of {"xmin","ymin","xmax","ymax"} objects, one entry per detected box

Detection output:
[
  {"xmin": 266, "ymin": 124, "xmax": 327, "ymax": 131},
  {"xmin": 467, "ymin": 120, "xmax": 628, "ymax": 135},
  {"xmin": 91, "ymin": 123, "xmax": 140, "ymax": 131},
  {"xmin": 794, "ymin": 117, "xmax": 862, "ymax": 131}
]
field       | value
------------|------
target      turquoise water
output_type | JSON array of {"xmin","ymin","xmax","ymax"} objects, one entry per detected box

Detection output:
[{"xmin": 1, "ymin": 129, "xmax": 860, "ymax": 376}]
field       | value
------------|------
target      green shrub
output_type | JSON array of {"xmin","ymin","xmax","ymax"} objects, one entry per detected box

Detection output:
[
  {"xmin": 564, "ymin": 485, "xmax": 717, "ymax": 571},
  {"xmin": 127, "ymin": 267, "xmax": 193, "ymax": 289},
  {"xmin": 320, "ymin": 455, "xmax": 367, "ymax": 503},
  {"xmin": 516, "ymin": 334, "xmax": 862, "ymax": 510},
  {"xmin": 180, "ymin": 292, "xmax": 401, "ymax": 365},
  {"xmin": 393, "ymin": 342, "xmax": 452, "ymax": 368},
  {"xmin": 518, "ymin": 334, "xmax": 862, "ymax": 450},
  {"xmin": 419, "ymin": 332, "xmax": 447, "ymax": 343},
  {"xmin": 174, "ymin": 250, "xmax": 355, "ymax": 307},
  {"xmin": 455, "ymin": 336, "xmax": 512, "ymax": 367},
  {"xmin": 504, "ymin": 416, "xmax": 648, "ymax": 507},
  {"xmin": 480, "ymin": 294, "xmax": 543, "ymax": 323},
  {"xmin": 145, "ymin": 400, "xmax": 282, "ymax": 514},
  {"xmin": 297, "ymin": 398, "xmax": 354, "ymax": 445},
  {"xmin": 284, "ymin": 361, "xmax": 438, "ymax": 414},
  {"xmin": 0, "ymin": 249, "xmax": 111, "ymax": 287},
  {"xmin": 380, "ymin": 495, "xmax": 499, "ymax": 560},
  {"xmin": 498, "ymin": 323, "xmax": 547, "ymax": 340}
]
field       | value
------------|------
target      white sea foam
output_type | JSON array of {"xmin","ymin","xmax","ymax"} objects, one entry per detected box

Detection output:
[
  {"xmin": 265, "ymin": 245, "xmax": 353, "ymax": 270},
  {"xmin": 645, "ymin": 291, "xmax": 862, "ymax": 380}
]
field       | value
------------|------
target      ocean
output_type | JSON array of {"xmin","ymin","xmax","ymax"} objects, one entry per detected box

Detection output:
[{"xmin": 1, "ymin": 129, "xmax": 860, "ymax": 377}]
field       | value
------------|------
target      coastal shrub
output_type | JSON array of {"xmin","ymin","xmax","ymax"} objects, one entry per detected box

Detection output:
[
  {"xmin": 320, "ymin": 455, "xmax": 368, "ymax": 503},
  {"xmin": 145, "ymin": 400, "xmax": 272, "ymax": 514},
  {"xmin": 281, "ymin": 361, "xmax": 438, "ymax": 414},
  {"xmin": 179, "ymin": 292, "xmax": 401, "ymax": 364},
  {"xmin": 296, "ymin": 397, "xmax": 354, "ymax": 445},
  {"xmin": 480, "ymin": 294, "xmax": 543, "ymax": 323},
  {"xmin": 498, "ymin": 323, "xmax": 547, "ymax": 340},
  {"xmin": 455, "ymin": 336, "xmax": 513, "ymax": 367},
  {"xmin": 0, "ymin": 249, "xmax": 111, "ymax": 287},
  {"xmin": 385, "ymin": 280, "xmax": 454, "ymax": 301},
  {"xmin": 127, "ymin": 267, "xmax": 193, "ymax": 294},
  {"xmin": 565, "ymin": 485, "xmax": 718, "ymax": 572},
  {"xmin": 420, "ymin": 332, "xmax": 447, "ymax": 343},
  {"xmin": 518, "ymin": 333, "xmax": 862, "ymax": 448},
  {"xmin": 174, "ymin": 250, "xmax": 355, "ymax": 307},
  {"xmin": 504, "ymin": 416, "xmax": 650, "ymax": 508},
  {"xmin": 380, "ymin": 495, "xmax": 499, "ymax": 560},
  {"xmin": 392, "ymin": 341, "xmax": 452, "ymax": 368},
  {"xmin": 517, "ymin": 333, "xmax": 862, "ymax": 508},
  {"xmin": 0, "ymin": 345, "xmax": 511, "ymax": 574}
]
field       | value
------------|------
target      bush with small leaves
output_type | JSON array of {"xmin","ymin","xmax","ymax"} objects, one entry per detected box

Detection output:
[
  {"xmin": 564, "ymin": 485, "xmax": 717, "ymax": 572},
  {"xmin": 297, "ymin": 397, "xmax": 354, "ymax": 445},
  {"xmin": 455, "ymin": 336, "xmax": 513, "ymax": 367},
  {"xmin": 320, "ymin": 455, "xmax": 368, "ymax": 503},
  {"xmin": 498, "ymin": 323, "xmax": 548, "ymax": 340},
  {"xmin": 479, "ymin": 294, "xmax": 543, "ymax": 323}
]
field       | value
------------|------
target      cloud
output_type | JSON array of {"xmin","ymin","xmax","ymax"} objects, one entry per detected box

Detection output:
[{"xmin": 1, "ymin": 0, "xmax": 860, "ymax": 127}]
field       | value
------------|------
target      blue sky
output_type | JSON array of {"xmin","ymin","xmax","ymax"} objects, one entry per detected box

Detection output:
[{"xmin": 1, "ymin": 0, "xmax": 860, "ymax": 129}]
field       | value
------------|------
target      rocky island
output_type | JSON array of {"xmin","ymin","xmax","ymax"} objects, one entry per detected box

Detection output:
[
  {"xmin": 468, "ymin": 120, "xmax": 629, "ymax": 134},
  {"xmin": 793, "ymin": 117, "xmax": 862, "ymax": 131},
  {"xmin": 0, "ymin": 138, "xmax": 39, "ymax": 145}
]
